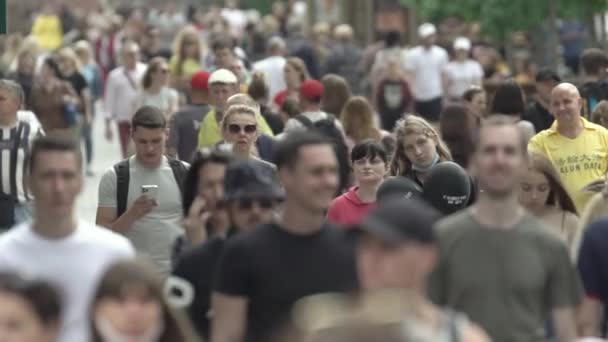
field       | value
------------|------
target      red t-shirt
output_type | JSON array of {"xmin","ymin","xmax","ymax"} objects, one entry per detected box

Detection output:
[{"xmin": 326, "ymin": 187, "xmax": 376, "ymax": 227}]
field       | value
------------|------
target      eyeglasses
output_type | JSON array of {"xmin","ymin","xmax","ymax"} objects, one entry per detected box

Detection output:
[
  {"xmin": 228, "ymin": 124, "xmax": 257, "ymax": 134},
  {"xmin": 237, "ymin": 198, "xmax": 275, "ymax": 210}
]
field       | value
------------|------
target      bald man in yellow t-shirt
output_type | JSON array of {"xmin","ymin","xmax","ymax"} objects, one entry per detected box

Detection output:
[{"xmin": 528, "ymin": 83, "xmax": 608, "ymax": 213}]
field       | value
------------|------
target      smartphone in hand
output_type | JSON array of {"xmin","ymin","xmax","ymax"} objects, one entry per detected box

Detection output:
[{"xmin": 141, "ymin": 185, "xmax": 159, "ymax": 200}]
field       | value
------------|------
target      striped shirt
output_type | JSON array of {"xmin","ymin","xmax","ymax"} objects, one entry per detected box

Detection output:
[{"xmin": 0, "ymin": 118, "xmax": 43, "ymax": 203}]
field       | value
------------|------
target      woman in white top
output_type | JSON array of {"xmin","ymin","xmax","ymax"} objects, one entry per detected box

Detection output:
[
  {"xmin": 134, "ymin": 57, "xmax": 179, "ymax": 120},
  {"xmin": 442, "ymin": 37, "xmax": 484, "ymax": 101}
]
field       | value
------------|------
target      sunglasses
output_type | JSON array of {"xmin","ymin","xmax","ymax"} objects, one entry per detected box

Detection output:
[
  {"xmin": 228, "ymin": 124, "xmax": 257, "ymax": 134},
  {"xmin": 237, "ymin": 198, "xmax": 275, "ymax": 210}
]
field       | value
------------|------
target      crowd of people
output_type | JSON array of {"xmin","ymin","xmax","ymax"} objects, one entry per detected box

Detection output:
[{"xmin": 2, "ymin": 0, "xmax": 608, "ymax": 341}]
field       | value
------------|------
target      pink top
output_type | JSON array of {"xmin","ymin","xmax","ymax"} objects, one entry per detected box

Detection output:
[{"xmin": 327, "ymin": 187, "xmax": 376, "ymax": 228}]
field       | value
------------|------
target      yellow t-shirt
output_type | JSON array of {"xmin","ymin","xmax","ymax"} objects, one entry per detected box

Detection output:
[
  {"xmin": 197, "ymin": 108, "xmax": 274, "ymax": 149},
  {"xmin": 31, "ymin": 15, "xmax": 63, "ymax": 51},
  {"xmin": 528, "ymin": 118, "xmax": 608, "ymax": 213},
  {"xmin": 169, "ymin": 56, "xmax": 202, "ymax": 78}
]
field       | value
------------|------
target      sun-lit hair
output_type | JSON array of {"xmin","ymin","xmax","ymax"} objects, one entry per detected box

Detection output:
[
  {"xmin": 389, "ymin": 115, "xmax": 452, "ymax": 176},
  {"xmin": 341, "ymin": 96, "xmax": 381, "ymax": 144},
  {"xmin": 221, "ymin": 105, "xmax": 258, "ymax": 131},
  {"xmin": 171, "ymin": 25, "xmax": 203, "ymax": 77},
  {"xmin": 526, "ymin": 152, "xmax": 578, "ymax": 215},
  {"xmin": 57, "ymin": 47, "xmax": 83, "ymax": 72}
]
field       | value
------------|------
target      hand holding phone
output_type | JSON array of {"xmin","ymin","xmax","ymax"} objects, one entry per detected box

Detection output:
[{"xmin": 141, "ymin": 185, "xmax": 159, "ymax": 200}]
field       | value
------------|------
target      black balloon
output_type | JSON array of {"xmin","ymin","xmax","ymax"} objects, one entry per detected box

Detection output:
[
  {"xmin": 423, "ymin": 162, "xmax": 471, "ymax": 215},
  {"xmin": 377, "ymin": 176, "xmax": 423, "ymax": 202}
]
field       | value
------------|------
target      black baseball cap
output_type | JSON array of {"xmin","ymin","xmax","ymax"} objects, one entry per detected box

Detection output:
[
  {"xmin": 376, "ymin": 176, "xmax": 423, "ymax": 202},
  {"xmin": 535, "ymin": 68, "xmax": 561, "ymax": 83},
  {"xmin": 356, "ymin": 197, "xmax": 440, "ymax": 245},
  {"xmin": 224, "ymin": 160, "xmax": 284, "ymax": 200}
]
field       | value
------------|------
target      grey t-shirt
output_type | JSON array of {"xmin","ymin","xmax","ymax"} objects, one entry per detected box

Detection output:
[
  {"xmin": 428, "ymin": 210, "xmax": 582, "ymax": 342},
  {"xmin": 168, "ymin": 104, "xmax": 210, "ymax": 162},
  {"xmin": 98, "ymin": 156, "xmax": 188, "ymax": 274}
]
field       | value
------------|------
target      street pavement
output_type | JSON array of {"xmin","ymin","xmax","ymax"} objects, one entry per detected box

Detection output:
[{"xmin": 76, "ymin": 110, "xmax": 121, "ymax": 223}]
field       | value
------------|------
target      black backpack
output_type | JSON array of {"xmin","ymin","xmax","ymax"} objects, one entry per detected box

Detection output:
[
  {"xmin": 294, "ymin": 113, "xmax": 336, "ymax": 129},
  {"xmin": 114, "ymin": 158, "xmax": 188, "ymax": 218}
]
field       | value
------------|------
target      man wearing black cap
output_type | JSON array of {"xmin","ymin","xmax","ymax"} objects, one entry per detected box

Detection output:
[
  {"xmin": 522, "ymin": 69, "xmax": 561, "ymax": 132},
  {"xmin": 211, "ymin": 131, "xmax": 358, "ymax": 342},
  {"xmin": 355, "ymin": 198, "xmax": 489, "ymax": 341},
  {"xmin": 429, "ymin": 115, "xmax": 581, "ymax": 342},
  {"xmin": 172, "ymin": 159, "xmax": 283, "ymax": 339}
]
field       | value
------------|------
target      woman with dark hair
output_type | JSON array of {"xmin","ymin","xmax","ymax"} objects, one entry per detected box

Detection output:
[
  {"xmin": 248, "ymin": 71, "xmax": 284, "ymax": 134},
  {"xmin": 321, "ymin": 74, "xmax": 352, "ymax": 117},
  {"xmin": 439, "ymin": 105, "xmax": 477, "ymax": 169},
  {"xmin": 30, "ymin": 57, "xmax": 80, "ymax": 133},
  {"xmin": 327, "ymin": 140, "xmax": 388, "ymax": 226},
  {"xmin": 490, "ymin": 81, "xmax": 536, "ymax": 141},
  {"xmin": 462, "ymin": 86, "xmax": 487, "ymax": 122},
  {"xmin": 135, "ymin": 57, "xmax": 179, "ymax": 119},
  {"xmin": 180, "ymin": 148, "xmax": 234, "ymax": 247},
  {"xmin": 519, "ymin": 152, "xmax": 579, "ymax": 249},
  {"xmin": 90, "ymin": 260, "xmax": 200, "ymax": 342},
  {"xmin": 0, "ymin": 273, "xmax": 62, "ymax": 342},
  {"xmin": 313, "ymin": 119, "xmax": 351, "ymax": 196}
]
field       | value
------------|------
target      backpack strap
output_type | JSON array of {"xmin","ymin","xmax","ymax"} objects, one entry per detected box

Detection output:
[
  {"xmin": 168, "ymin": 158, "xmax": 187, "ymax": 195},
  {"xmin": 294, "ymin": 114, "xmax": 314, "ymax": 129},
  {"xmin": 114, "ymin": 159, "xmax": 130, "ymax": 218}
]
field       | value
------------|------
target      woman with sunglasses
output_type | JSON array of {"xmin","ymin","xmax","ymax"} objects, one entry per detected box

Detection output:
[
  {"xmin": 220, "ymin": 104, "xmax": 277, "ymax": 173},
  {"xmin": 134, "ymin": 57, "xmax": 179, "ymax": 120}
]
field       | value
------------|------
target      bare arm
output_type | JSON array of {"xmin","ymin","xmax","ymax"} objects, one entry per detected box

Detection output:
[
  {"xmin": 211, "ymin": 293, "xmax": 247, "ymax": 342},
  {"xmin": 95, "ymin": 196, "xmax": 156, "ymax": 233},
  {"xmin": 462, "ymin": 323, "xmax": 491, "ymax": 342},
  {"xmin": 553, "ymin": 307, "xmax": 578, "ymax": 342},
  {"xmin": 578, "ymin": 297, "xmax": 602, "ymax": 337}
]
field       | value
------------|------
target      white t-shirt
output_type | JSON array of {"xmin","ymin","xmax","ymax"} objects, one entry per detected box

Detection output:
[
  {"xmin": 98, "ymin": 156, "xmax": 188, "ymax": 274},
  {"xmin": 0, "ymin": 221, "xmax": 135, "ymax": 342},
  {"xmin": 443, "ymin": 59, "xmax": 484, "ymax": 98},
  {"xmin": 253, "ymin": 56, "xmax": 287, "ymax": 104},
  {"xmin": 134, "ymin": 87, "xmax": 179, "ymax": 117},
  {"xmin": 404, "ymin": 45, "xmax": 449, "ymax": 101}
]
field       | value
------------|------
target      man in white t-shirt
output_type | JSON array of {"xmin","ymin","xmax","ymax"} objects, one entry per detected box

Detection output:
[
  {"xmin": 0, "ymin": 134, "xmax": 135, "ymax": 342},
  {"xmin": 104, "ymin": 41, "xmax": 147, "ymax": 157},
  {"xmin": 253, "ymin": 37, "xmax": 287, "ymax": 104},
  {"xmin": 404, "ymin": 23, "xmax": 449, "ymax": 122},
  {"xmin": 442, "ymin": 37, "xmax": 484, "ymax": 101},
  {"xmin": 96, "ymin": 106, "xmax": 189, "ymax": 274}
]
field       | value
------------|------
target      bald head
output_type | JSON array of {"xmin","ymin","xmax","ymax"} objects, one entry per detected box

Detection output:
[{"xmin": 550, "ymin": 82, "xmax": 583, "ymax": 124}]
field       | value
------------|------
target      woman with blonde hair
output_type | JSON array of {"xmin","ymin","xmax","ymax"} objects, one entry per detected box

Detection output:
[
  {"xmin": 273, "ymin": 57, "xmax": 310, "ymax": 109},
  {"xmin": 170, "ymin": 26, "xmax": 203, "ymax": 91},
  {"xmin": 134, "ymin": 57, "xmax": 179, "ymax": 120},
  {"xmin": 341, "ymin": 96, "xmax": 387, "ymax": 152},
  {"xmin": 518, "ymin": 152, "xmax": 579, "ymax": 248},
  {"xmin": 389, "ymin": 115, "xmax": 452, "ymax": 186}
]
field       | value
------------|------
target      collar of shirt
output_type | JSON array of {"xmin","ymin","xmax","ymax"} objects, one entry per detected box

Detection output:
[{"xmin": 546, "ymin": 116, "xmax": 598, "ymax": 136}]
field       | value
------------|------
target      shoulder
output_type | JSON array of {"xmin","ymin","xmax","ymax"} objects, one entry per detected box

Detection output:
[
  {"xmin": 177, "ymin": 236, "xmax": 225, "ymax": 266},
  {"xmin": 79, "ymin": 222, "xmax": 135, "ymax": 254},
  {"xmin": 435, "ymin": 210, "xmax": 474, "ymax": 235}
]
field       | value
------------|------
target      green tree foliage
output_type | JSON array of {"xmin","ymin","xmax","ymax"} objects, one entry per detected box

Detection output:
[{"xmin": 401, "ymin": 0, "xmax": 608, "ymax": 40}]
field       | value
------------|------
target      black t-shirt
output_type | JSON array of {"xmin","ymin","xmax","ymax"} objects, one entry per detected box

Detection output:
[
  {"xmin": 173, "ymin": 236, "xmax": 225, "ymax": 339},
  {"xmin": 522, "ymin": 101, "xmax": 554, "ymax": 133},
  {"xmin": 65, "ymin": 72, "xmax": 88, "ymax": 112},
  {"xmin": 214, "ymin": 223, "xmax": 358, "ymax": 342}
]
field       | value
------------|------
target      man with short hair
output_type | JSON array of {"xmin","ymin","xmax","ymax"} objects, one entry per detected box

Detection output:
[
  {"xmin": 173, "ymin": 159, "xmax": 283, "ymax": 339},
  {"xmin": 529, "ymin": 83, "xmax": 608, "ymax": 212},
  {"xmin": 0, "ymin": 134, "xmax": 135, "ymax": 342},
  {"xmin": 211, "ymin": 36, "xmax": 236, "ymax": 71},
  {"xmin": 253, "ymin": 37, "xmax": 287, "ymax": 103},
  {"xmin": 104, "ymin": 41, "xmax": 147, "ymax": 157},
  {"xmin": 522, "ymin": 69, "xmax": 561, "ymax": 132},
  {"xmin": 430, "ymin": 116, "xmax": 581, "ymax": 342},
  {"xmin": 0, "ymin": 80, "xmax": 44, "ymax": 229},
  {"xmin": 168, "ymin": 70, "xmax": 211, "ymax": 161},
  {"xmin": 282, "ymin": 79, "xmax": 343, "ymax": 135},
  {"xmin": 404, "ymin": 23, "xmax": 449, "ymax": 122},
  {"xmin": 96, "ymin": 106, "xmax": 188, "ymax": 274},
  {"xmin": 579, "ymin": 48, "xmax": 608, "ymax": 118},
  {"xmin": 197, "ymin": 69, "xmax": 273, "ymax": 149},
  {"xmin": 211, "ymin": 131, "xmax": 358, "ymax": 342}
]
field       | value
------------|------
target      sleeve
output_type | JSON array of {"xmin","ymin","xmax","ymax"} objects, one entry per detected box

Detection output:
[
  {"xmin": 98, "ymin": 168, "xmax": 118, "ymax": 208},
  {"xmin": 578, "ymin": 224, "xmax": 604, "ymax": 301},
  {"xmin": 548, "ymin": 239, "xmax": 583, "ymax": 308},
  {"xmin": 527, "ymin": 134, "xmax": 543, "ymax": 153},
  {"xmin": 168, "ymin": 113, "xmax": 179, "ymax": 149},
  {"xmin": 213, "ymin": 238, "xmax": 253, "ymax": 297},
  {"xmin": 403, "ymin": 50, "xmax": 415, "ymax": 71},
  {"xmin": 326, "ymin": 199, "xmax": 342, "ymax": 225}
]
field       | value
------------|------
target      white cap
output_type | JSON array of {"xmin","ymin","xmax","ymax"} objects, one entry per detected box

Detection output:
[
  {"xmin": 418, "ymin": 23, "xmax": 437, "ymax": 38},
  {"xmin": 209, "ymin": 69, "xmax": 238, "ymax": 85},
  {"xmin": 453, "ymin": 37, "xmax": 472, "ymax": 51}
]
